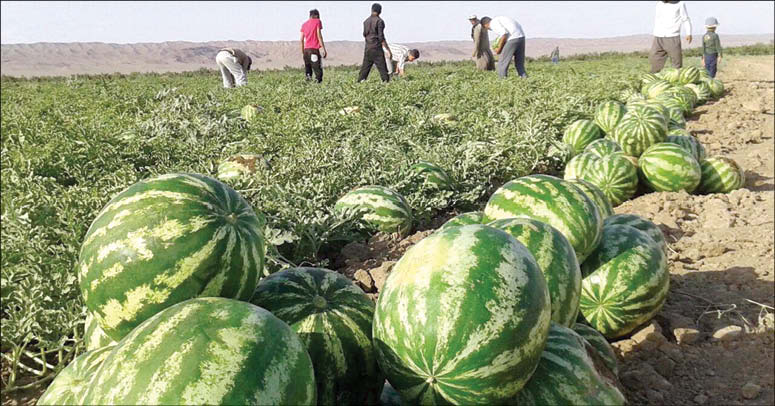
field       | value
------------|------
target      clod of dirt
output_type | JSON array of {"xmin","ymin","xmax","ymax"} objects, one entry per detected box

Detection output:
[
  {"xmin": 673, "ymin": 327, "xmax": 701, "ymax": 345},
  {"xmin": 741, "ymin": 382, "xmax": 762, "ymax": 399},
  {"xmin": 711, "ymin": 325, "xmax": 743, "ymax": 342}
]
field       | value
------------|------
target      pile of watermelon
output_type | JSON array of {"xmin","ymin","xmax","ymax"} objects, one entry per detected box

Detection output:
[{"xmin": 561, "ymin": 66, "xmax": 745, "ymax": 203}]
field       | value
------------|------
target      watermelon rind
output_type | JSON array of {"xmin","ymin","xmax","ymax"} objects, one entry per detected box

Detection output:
[
  {"xmin": 594, "ymin": 101, "xmax": 627, "ymax": 135},
  {"xmin": 564, "ymin": 152, "xmax": 600, "ymax": 181},
  {"xmin": 562, "ymin": 119, "xmax": 603, "ymax": 157},
  {"xmin": 38, "ymin": 346, "xmax": 115, "ymax": 406},
  {"xmin": 581, "ymin": 154, "xmax": 638, "ymax": 207},
  {"xmin": 411, "ymin": 161, "xmax": 453, "ymax": 190},
  {"xmin": 638, "ymin": 142, "xmax": 702, "ymax": 193},
  {"xmin": 438, "ymin": 211, "xmax": 484, "ymax": 231},
  {"xmin": 697, "ymin": 157, "xmax": 746, "ymax": 194},
  {"xmin": 612, "ymin": 105, "xmax": 668, "ymax": 157},
  {"xmin": 567, "ymin": 179, "xmax": 615, "ymax": 219},
  {"xmin": 603, "ymin": 213, "xmax": 668, "ymax": 256},
  {"xmin": 84, "ymin": 312, "xmax": 117, "ymax": 351},
  {"xmin": 334, "ymin": 186, "xmax": 413, "ymax": 236},
  {"xmin": 572, "ymin": 322, "xmax": 619, "ymax": 377},
  {"xmin": 584, "ymin": 139, "xmax": 623, "ymax": 158},
  {"xmin": 665, "ymin": 134, "xmax": 706, "ymax": 162}
]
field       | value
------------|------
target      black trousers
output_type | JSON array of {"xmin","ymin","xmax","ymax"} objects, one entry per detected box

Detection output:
[
  {"xmin": 357, "ymin": 47, "xmax": 390, "ymax": 82},
  {"xmin": 303, "ymin": 49, "xmax": 323, "ymax": 83}
]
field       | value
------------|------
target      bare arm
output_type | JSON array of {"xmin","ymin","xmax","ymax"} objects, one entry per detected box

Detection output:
[
  {"xmin": 300, "ymin": 32, "xmax": 305, "ymax": 54},
  {"xmin": 680, "ymin": 2, "xmax": 692, "ymax": 43},
  {"xmin": 317, "ymin": 26, "xmax": 326, "ymax": 58},
  {"xmin": 378, "ymin": 20, "xmax": 391, "ymax": 59}
]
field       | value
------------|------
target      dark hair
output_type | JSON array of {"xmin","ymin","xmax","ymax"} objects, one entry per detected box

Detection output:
[
  {"xmin": 247, "ymin": 56, "xmax": 252, "ymax": 71},
  {"xmin": 309, "ymin": 9, "xmax": 319, "ymax": 18},
  {"xmin": 409, "ymin": 49, "xmax": 420, "ymax": 59},
  {"xmin": 371, "ymin": 3, "xmax": 382, "ymax": 14},
  {"xmin": 480, "ymin": 16, "xmax": 491, "ymax": 26}
]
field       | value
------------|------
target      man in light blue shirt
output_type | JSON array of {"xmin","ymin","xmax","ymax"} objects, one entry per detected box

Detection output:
[{"xmin": 481, "ymin": 16, "xmax": 527, "ymax": 78}]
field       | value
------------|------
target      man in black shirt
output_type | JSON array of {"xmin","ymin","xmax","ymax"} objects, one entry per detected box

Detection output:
[{"xmin": 357, "ymin": 3, "xmax": 392, "ymax": 82}]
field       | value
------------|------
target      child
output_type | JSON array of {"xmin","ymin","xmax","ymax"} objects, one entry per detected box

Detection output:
[
  {"xmin": 701, "ymin": 17, "xmax": 722, "ymax": 78},
  {"xmin": 301, "ymin": 9, "xmax": 327, "ymax": 83}
]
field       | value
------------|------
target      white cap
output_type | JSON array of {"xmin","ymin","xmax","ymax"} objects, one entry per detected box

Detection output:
[{"xmin": 468, "ymin": 14, "xmax": 477, "ymax": 20}]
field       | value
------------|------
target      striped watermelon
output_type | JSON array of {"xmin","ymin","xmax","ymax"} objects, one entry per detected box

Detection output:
[
  {"xmin": 572, "ymin": 322, "xmax": 619, "ymax": 377},
  {"xmin": 514, "ymin": 323, "xmax": 626, "ymax": 406},
  {"xmin": 603, "ymin": 214, "xmax": 667, "ymax": 256},
  {"xmin": 251, "ymin": 267, "xmax": 383, "ymax": 405},
  {"xmin": 78, "ymin": 173, "xmax": 266, "ymax": 341},
  {"xmin": 657, "ymin": 87, "xmax": 695, "ymax": 115},
  {"xmin": 488, "ymin": 218, "xmax": 582, "ymax": 326},
  {"xmin": 659, "ymin": 96, "xmax": 689, "ymax": 118},
  {"xmin": 582, "ymin": 154, "xmax": 638, "ymax": 207},
  {"xmin": 678, "ymin": 66, "xmax": 701, "ymax": 84},
  {"xmin": 564, "ymin": 152, "xmax": 599, "ymax": 180},
  {"xmin": 642, "ymin": 80, "xmax": 673, "ymax": 99},
  {"xmin": 666, "ymin": 134, "xmax": 706, "ymax": 162},
  {"xmin": 334, "ymin": 186, "xmax": 413, "ymax": 236},
  {"xmin": 562, "ymin": 119, "xmax": 603, "ymax": 156},
  {"xmin": 83, "ymin": 297, "xmax": 317, "ymax": 405},
  {"xmin": 665, "ymin": 105, "xmax": 687, "ymax": 128},
  {"xmin": 584, "ymin": 139, "xmax": 622, "ymax": 158},
  {"xmin": 704, "ymin": 79, "xmax": 724, "ymax": 98},
  {"xmin": 594, "ymin": 101, "xmax": 627, "ymax": 135},
  {"xmin": 698, "ymin": 157, "xmax": 746, "ymax": 194},
  {"xmin": 620, "ymin": 88, "xmax": 645, "ymax": 104},
  {"xmin": 579, "ymin": 224, "xmax": 669, "ymax": 338},
  {"xmin": 38, "ymin": 346, "xmax": 115, "ymax": 406},
  {"xmin": 685, "ymin": 82, "xmax": 712, "ymax": 104},
  {"xmin": 379, "ymin": 382, "xmax": 403, "ymax": 406},
  {"xmin": 659, "ymin": 67, "xmax": 680, "ymax": 84},
  {"xmin": 84, "ymin": 312, "xmax": 116, "ymax": 351},
  {"xmin": 217, "ymin": 154, "xmax": 265, "ymax": 182},
  {"xmin": 567, "ymin": 179, "xmax": 615, "ymax": 219},
  {"xmin": 639, "ymin": 142, "xmax": 702, "ymax": 192},
  {"xmin": 667, "ymin": 127, "xmax": 691, "ymax": 138},
  {"xmin": 698, "ymin": 68, "xmax": 711, "ymax": 81},
  {"xmin": 483, "ymin": 175, "xmax": 603, "ymax": 262},
  {"xmin": 438, "ymin": 211, "xmax": 484, "ymax": 230},
  {"xmin": 373, "ymin": 225, "xmax": 551, "ymax": 405},
  {"xmin": 612, "ymin": 105, "xmax": 668, "ymax": 157},
  {"xmin": 640, "ymin": 73, "xmax": 660, "ymax": 87},
  {"xmin": 241, "ymin": 104, "xmax": 262, "ymax": 121},
  {"xmin": 411, "ymin": 161, "xmax": 453, "ymax": 190}
]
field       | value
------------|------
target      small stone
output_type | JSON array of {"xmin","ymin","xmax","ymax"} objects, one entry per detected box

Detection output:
[
  {"xmin": 674, "ymin": 327, "xmax": 701, "ymax": 344},
  {"xmin": 354, "ymin": 269, "xmax": 374, "ymax": 292},
  {"xmin": 654, "ymin": 356, "xmax": 676, "ymax": 377},
  {"xmin": 741, "ymin": 382, "xmax": 761, "ymax": 399},
  {"xmin": 712, "ymin": 325, "xmax": 743, "ymax": 342},
  {"xmin": 342, "ymin": 242, "xmax": 371, "ymax": 262},
  {"xmin": 694, "ymin": 394, "xmax": 708, "ymax": 404},
  {"xmin": 370, "ymin": 261, "xmax": 395, "ymax": 292},
  {"xmin": 631, "ymin": 321, "xmax": 667, "ymax": 348},
  {"xmin": 647, "ymin": 389, "xmax": 665, "ymax": 404}
]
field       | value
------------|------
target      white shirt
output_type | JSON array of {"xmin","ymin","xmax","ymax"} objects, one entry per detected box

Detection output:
[
  {"xmin": 386, "ymin": 43, "xmax": 410, "ymax": 71},
  {"xmin": 489, "ymin": 16, "xmax": 525, "ymax": 41},
  {"xmin": 653, "ymin": 1, "xmax": 692, "ymax": 37}
]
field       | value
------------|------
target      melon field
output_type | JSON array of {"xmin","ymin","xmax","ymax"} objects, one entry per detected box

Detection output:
[{"xmin": 1, "ymin": 50, "xmax": 773, "ymax": 405}]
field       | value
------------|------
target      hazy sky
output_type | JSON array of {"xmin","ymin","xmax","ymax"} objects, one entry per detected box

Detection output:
[{"xmin": 2, "ymin": 1, "xmax": 773, "ymax": 44}]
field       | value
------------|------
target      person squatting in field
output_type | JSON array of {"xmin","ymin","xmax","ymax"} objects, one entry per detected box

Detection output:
[
  {"xmin": 358, "ymin": 3, "xmax": 392, "ymax": 82},
  {"xmin": 301, "ymin": 8, "xmax": 327, "ymax": 83},
  {"xmin": 385, "ymin": 43, "xmax": 420, "ymax": 77},
  {"xmin": 701, "ymin": 17, "xmax": 723, "ymax": 78},
  {"xmin": 481, "ymin": 16, "xmax": 527, "ymax": 78},
  {"xmin": 470, "ymin": 14, "xmax": 495, "ymax": 71},
  {"xmin": 649, "ymin": 0, "xmax": 692, "ymax": 73},
  {"xmin": 215, "ymin": 48, "xmax": 252, "ymax": 88}
]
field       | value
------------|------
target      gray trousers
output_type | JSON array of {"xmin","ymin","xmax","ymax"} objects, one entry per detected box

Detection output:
[
  {"xmin": 497, "ymin": 37, "xmax": 527, "ymax": 78},
  {"xmin": 649, "ymin": 36, "xmax": 683, "ymax": 73}
]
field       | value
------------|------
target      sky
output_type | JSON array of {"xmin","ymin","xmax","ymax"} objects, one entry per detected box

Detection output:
[{"xmin": 1, "ymin": 1, "xmax": 774, "ymax": 44}]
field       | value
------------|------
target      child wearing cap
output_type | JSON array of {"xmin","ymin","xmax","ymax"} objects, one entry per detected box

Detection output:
[{"xmin": 702, "ymin": 17, "xmax": 722, "ymax": 78}]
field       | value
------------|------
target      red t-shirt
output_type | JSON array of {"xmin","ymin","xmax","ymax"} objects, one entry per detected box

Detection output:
[{"xmin": 301, "ymin": 18, "xmax": 323, "ymax": 50}]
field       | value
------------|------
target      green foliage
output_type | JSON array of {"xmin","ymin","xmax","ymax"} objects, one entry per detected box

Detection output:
[{"xmin": 1, "ymin": 56, "xmax": 649, "ymax": 391}]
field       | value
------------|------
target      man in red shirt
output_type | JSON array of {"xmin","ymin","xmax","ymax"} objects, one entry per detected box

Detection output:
[{"xmin": 300, "ymin": 9, "xmax": 327, "ymax": 83}]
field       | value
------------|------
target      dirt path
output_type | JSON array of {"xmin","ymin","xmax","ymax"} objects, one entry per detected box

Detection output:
[{"xmin": 339, "ymin": 55, "xmax": 775, "ymax": 405}]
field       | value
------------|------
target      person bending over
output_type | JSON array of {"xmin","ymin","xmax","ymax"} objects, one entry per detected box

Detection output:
[
  {"xmin": 215, "ymin": 48, "xmax": 252, "ymax": 88},
  {"xmin": 385, "ymin": 44, "xmax": 419, "ymax": 77}
]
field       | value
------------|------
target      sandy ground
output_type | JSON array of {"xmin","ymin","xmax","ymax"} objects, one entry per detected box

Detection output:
[{"xmin": 337, "ymin": 55, "xmax": 775, "ymax": 405}]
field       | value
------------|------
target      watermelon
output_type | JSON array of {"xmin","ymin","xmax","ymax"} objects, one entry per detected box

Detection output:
[
  {"xmin": 666, "ymin": 134, "xmax": 706, "ymax": 162},
  {"xmin": 372, "ymin": 225, "xmax": 551, "ymax": 405},
  {"xmin": 83, "ymin": 297, "xmax": 317, "ymax": 405},
  {"xmin": 411, "ymin": 161, "xmax": 453, "ymax": 190},
  {"xmin": 579, "ymin": 225, "xmax": 669, "ymax": 338},
  {"xmin": 582, "ymin": 154, "xmax": 639, "ymax": 206},
  {"xmin": 514, "ymin": 323, "xmax": 626, "ymax": 406},
  {"xmin": 334, "ymin": 186, "xmax": 413, "ymax": 236},
  {"xmin": 678, "ymin": 66, "xmax": 701, "ymax": 84},
  {"xmin": 667, "ymin": 127, "xmax": 691, "ymax": 138},
  {"xmin": 603, "ymin": 213, "xmax": 668, "ymax": 256},
  {"xmin": 572, "ymin": 322, "xmax": 619, "ymax": 377},
  {"xmin": 438, "ymin": 211, "xmax": 484, "ymax": 230},
  {"xmin": 639, "ymin": 142, "xmax": 702, "ymax": 192},
  {"xmin": 640, "ymin": 73, "xmax": 660, "ymax": 87},
  {"xmin": 562, "ymin": 119, "xmax": 603, "ymax": 156},
  {"xmin": 251, "ymin": 267, "xmax": 383, "ymax": 405},
  {"xmin": 217, "ymin": 154, "xmax": 265, "ymax": 182},
  {"xmin": 698, "ymin": 68, "xmax": 711, "ymax": 81},
  {"xmin": 78, "ymin": 173, "xmax": 266, "ymax": 341},
  {"xmin": 483, "ymin": 175, "xmax": 603, "ymax": 262},
  {"xmin": 642, "ymin": 80, "xmax": 673, "ymax": 99},
  {"xmin": 657, "ymin": 87, "xmax": 695, "ymax": 115},
  {"xmin": 697, "ymin": 157, "xmax": 746, "ymax": 194},
  {"xmin": 584, "ymin": 139, "xmax": 622, "ymax": 158},
  {"xmin": 620, "ymin": 88, "xmax": 645, "ymax": 103},
  {"xmin": 567, "ymin": 179, "xmax": 615, "ymax": 219},
  {"xmin": 564, "ymin": 152, "xmax": 599, "ymax": 180},
  {"xmin": 84, "ymin": 312, "xmax": 116, "ymax": 351},
  {"xmin": 612, "ymin": 105, "xmax": 668, "ymax": 157},
  {"xmin": 594, "ymin": 101, "xmax": 627, "ymax": 135},
  {"xmin": 241, "ymin": 104, "xmax": 262, "ymax": 121},
  {"xmin": 379, "ymin": 382, "xmax": 403, "ymax": 406},
  {"xmin": 704, "ymin": 78, "xmax": 724, "ymax": 99},
  {"xmin": 488, "ymin": 218, "xmax": 582, "ymax": 326},
  {"xmin": 685, "ymin": 82, "xmax": 712, "ymax": 104},
  {"xmin": 660, "ymin": 67, "xmax": 680, "ymax": 84},
  {"xmin": 38, "ymin": 346, "xmax": 115, "ymax": 405},
  {"xmin": 665, "ymin": 105, "xmax": 687, "ymax": 128},
  {"xmin": 431, "ymin": 114, "xmax": 457, "ymax": 125}
]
